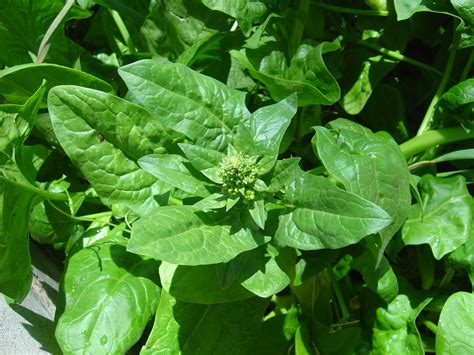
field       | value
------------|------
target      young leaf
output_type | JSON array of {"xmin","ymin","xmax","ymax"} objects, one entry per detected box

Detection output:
[
  {"xmin": 249, "ymin": 199, "xmax": 267, "ymax": 229},
  {"xmin": 234, "ymin": 94, "xmax": 297, "ymax": 173},
  {"xmin": 438, "ymin": 78, "xmax": 474, "ymax": 132},
  {"xmin": 372, "ymin": 294, "xmax": 430, "ymax": 354},
  {"xmin": 48, "ymin": 86, "xmax": 174, "ymax": 216},
  {"xmin": 141, "ymin": 290, "xmax": 269, "ymax": 354},
  {"xmin": 138, "ymin": 154, "xmax": 211, "ymax": 197},
  {"xmin": 55, "ymin": 236, "xmax": 161, "ymax": 354},
  {"xmin": 128, "ymin": 206, "xmax": 269, "ymax": 265},
  {"xmin": 402, "ymin": 175, "xmax": 472, "ymax": 259},
  {"xmin": 119, "ymin": 60, "xmax": 251, "ymax": 151},
  {"xmin": 275, "ymin": 172, "xmax": 392, "ymax": 250},
  {"xmin": 436, "ymin": 292, "xmax": 474, "ymax": 354}
]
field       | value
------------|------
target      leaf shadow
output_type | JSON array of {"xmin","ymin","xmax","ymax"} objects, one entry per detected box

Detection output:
[{"xmin": 9, "ymin": 304, "xmax": 62, "ymax": 354}]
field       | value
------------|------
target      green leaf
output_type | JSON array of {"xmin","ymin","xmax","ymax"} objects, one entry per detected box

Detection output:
[
  {"xmin": 352, "ymin": 252, "xmax": 399, "ymax": 302},
  {"xmin": 0, "ymin": 0, "xmax": 90, "ymax": 66},
  {"xmin": 141, "ymin": 290, "xmax": 269, "ymax": 354},
  {"xmin": 433, "ymin": 148, "xmax": 474, "ymax": 163},
  {"xmin": 372, "ymin": 294, "xmax": 430, "ymax": 354},
  {"xmin": 235, "ymin": 94, "xmax": 297, "ymax": 173},
  {"xmin": 314, "ymin": 120, "xmax": 410, "ymax": 243},
  {"xmin": 275, "ymin": 171, "xmax": 392, "ymax": 250},
  {"xmin": 438, "ymin": 79, "xmax": 474, "ymax": 132},
  {"xmin": 201, "ymin": 0, "xmax": 268, "ymax": 34},
  {"xmin": 402, "ymin": 175, "xmax": 472, "ymax": 259},
  {"xmin": 55, "ymin": 236, "xmax": 161, "ymax": 354},
  {"xmin": 267, "ymin": 158, "xmax": 301, "ymax": 193},
  {"xmin": 236, "ymin": 40, "xmax": 341, "ymax": 106},
  {"xmin": 159, "ymin": 261, "xmax": 254, "ymax": 304},
  {"xmin": 128, "ymin": 206, "xmax": 269, "ymax": 265},
  {"xmin": 436, "ymin": 292, "xmax": 474, "ymax": 354},
  {"xmin": 48, "ymin": 86, "xmax": 174, "ymax": 216},
  {"xmin": 178, "ymin": 143, "xmax": 224, "ymax": 184},
  {"xmin": 138, "ymin": 154, "xmax": 211, "ymax": 197},
  {"xmin": 249, "ymin": 199, "xmax": 267, "ymax": 229},
  {"xmin": 0, "ymin": 180, "xmax": 37, "ymax": 301},
  {"xmin": 0, "ymin": 63, "xmax": 113, "ymax": 105},
  {"xmin": 240, "ymin": 244, "xmax": 294, "ymax": 298},
  {"xmin": 449, "ymin": 226, "xmax": 474, "ymax": 286},
  {"xmin": 119, "ymin": 60, "xmax": 251, "ymax": 151},
  {"xmin": 394, "ymin": 0, "xmax": 459, "ymax": 20}
]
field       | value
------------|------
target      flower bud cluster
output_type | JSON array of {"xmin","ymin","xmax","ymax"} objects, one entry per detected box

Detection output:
[{"xmin": 218, "ymin": 154, "xmax": 257, "ymax": 200}]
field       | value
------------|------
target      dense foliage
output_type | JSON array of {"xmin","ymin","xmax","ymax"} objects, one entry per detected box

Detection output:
[{"xmin": 1, "ymin": 0, "xmax": 473, "ymax": 354}]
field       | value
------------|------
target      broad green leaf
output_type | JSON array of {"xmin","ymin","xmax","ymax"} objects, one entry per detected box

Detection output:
[
  {"xmin": 48, "ymin": 86, "xmax": 175, "ymax": 216},
  {"xmin": 178, "ymin": 143, "xmax": 225, "ymax": 183},
  {"xmin": 128, "ymin": 206, "xmax": 269, "ymax": 265},
  {"xmin": 340, "ymin": 22, "xmax": 407, "ymax": 114},
  {"xmin": 295, "ymin": 324, "xmax": 314, "ymax": 355},
  {"xmin": 240, "ymin": 244, "xmax": 294, "ymax": 298},
  {"xmin": 141, "ymin": 290, "xmax": 269, "ymax": 354},
  {"xmin": 275, "ymin": 171, "xmax": 392, "ymax": 250},
  {"xmin": 119, "ymin": 60, "xmax": 251, "ymax": 151},
  {"xmin": 159, "ymin": 261, "xmax": 253, "ymax": 304},
  {"xmin": 402, "ymin": 175, "xmax": 472, "ymax": 259},
  {"xmin": 449, "ymin": 226, "xmax": 474, "ymax": 286},
  {"xmin": 201, "ymin": 0, "xmax": 268, "ymax": 34},
  {"xmin": 138, "ymin": 154, "xmax": 211, "ymax": 197},
  {"xmin": 372, "ymin": 294, "xmax": 430, "ymax": 354},
  {"xmin": 436, "ymin": 292, "xmax": 474, "ymax": 354},
  {"xmin": 55, "ymin": 236, "xmax": 160, "ymax": 354},
  {"xmin": 235, "ymin": 40, "xmax": 340, "ymax": 106},
  {"xmin": 0, "ymin": 0, "xmax": 89, "ymax": 66},
  {"xmin": 438, "ymin": 79, "xmax": 474, "ymax": 132},
  {"xmin": 0, "ymin": 84, "xmax": 48, "ymax": 301},
  {"xmin": 394, "ymin": 0, "xmax": 460, "ymax": 21},
  {"xmin": 0, "ymin": 64, "xmax": 113, "ymax": 105},
  {"xmin": 267, "ymin": 158, "xmax": 301, "ymax": 193},
  {"xmin": 352, "ymin": 252, "xmax": 398, "ymax": 302},
  {"xmin": 0, "ymin": 180, "xmax": 36, "ymax": 301},
  {"xmin": 235, "ymin": 94, "xmax": 297, "ymax": 173},
  {"xmin": 313, "ymin": 119, "xmax": 411, "ymax": 268}
]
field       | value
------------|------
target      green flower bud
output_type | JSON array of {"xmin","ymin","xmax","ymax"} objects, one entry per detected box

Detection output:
[{"xmin": 218, "ymin": 154, "xmax": 258, "ymax": 200}]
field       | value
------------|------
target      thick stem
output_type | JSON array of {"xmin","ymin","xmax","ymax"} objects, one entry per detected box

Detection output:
[
  {"xmin": 109, "ymin": 9, "xmax": 135, "ymax": 53},
  {"xmin": 313, "ymin": 2, "xmax": 389, "ymax": 16},
  {"xmin": 400, "ymin": 127, "xmax": 474, "ymax": 159},
  {"xmin": 416, "ymin": 28, "xmax": 461, "ymax": 135}
]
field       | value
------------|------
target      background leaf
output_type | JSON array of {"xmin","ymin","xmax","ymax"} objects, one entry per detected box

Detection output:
[
  {"xmin": 141, "ymin": 290, "xmax": 269, "ymax": 354},
  {"xmin": 436, "ymin": 292, "xmax": 474, "ymax": 354},
  {"xmin": 55, "ymin": 236, "xmax": 161, "ymax": 354},
  {"xmin": 402, "ymin": 175, "xmax": 472, "ymax": 259}
]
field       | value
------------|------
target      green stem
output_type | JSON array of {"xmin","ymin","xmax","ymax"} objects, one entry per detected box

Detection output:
[
  {"xmin": 36, "ymin": 0, "xmax": 75, "ymax": 63},
  {"xmin": 289, "ymin": 0, "xmax": 310, "ymax": 58},
  {"xmin": 354, "ymin": 40, "xmax": 444, "ymax": 78},
  {"xmin": 0, "ymin": 177, "xmax": 68, "ymax": 201},
  {"xmin": 417, "ymin": 28, "xmax": 461, "ymax": 136},
  {"xmin": 439, "ymin": 268, "xmax": 455, "ymax": 289},
  {"xmin": 422, "ymin": 320, "xmax": 438, "ymax": 335},
  {"xmin": 329, "ymin": 271, "xmax": 350, "ymax": 321},
  {"xmin": 399, "ymin": 127, "xmax": 474, "ymax": 159},
  {"xmin": 313, "ymin": 2, "xmax": 389, "ymax": 16},
  {"xmin": 460, "ymin": 49, "xmax": 474, "ymax": 82},
  {"xmin": 109, "ymin": 9, "xmax": 135, "ymax": 53}
]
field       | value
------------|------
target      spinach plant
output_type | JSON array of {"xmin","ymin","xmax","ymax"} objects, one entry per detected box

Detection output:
[{"xmin": 0, "ymin": 0, "xmax": 473, "ymax": 354}]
